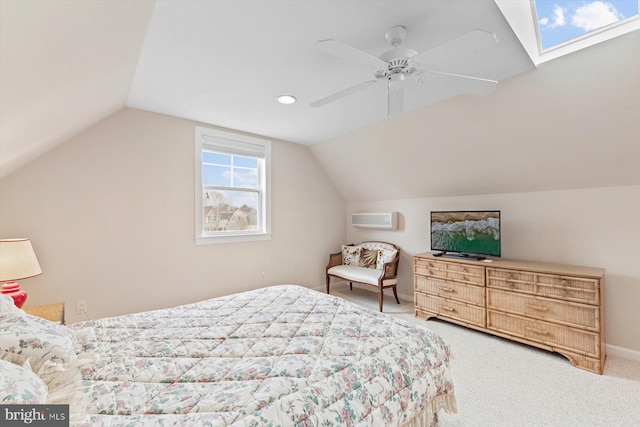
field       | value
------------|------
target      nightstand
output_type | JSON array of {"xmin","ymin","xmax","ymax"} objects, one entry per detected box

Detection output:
[{"xmin": 24, "ymin": 302, "xmax": 65, "ymax": 324}]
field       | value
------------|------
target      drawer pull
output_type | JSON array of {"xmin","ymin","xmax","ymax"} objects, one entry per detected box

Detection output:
[
  {"xmin": 525, "ymin": 326, "xmax": 549, "ymax": 336},
  {"xmin": 561, "ymin": 279, "xmax": 569, "ymax": 286},
  {"xmin": 441, "ymin": 287, "xmax": 455, "ymax": 293},
  {"xmin": 525, "ymin": 304, "xmax": 549, "ymax": 312},
  {"xmin": 441, "ymin": 307, "xmax": 456, "ymax": 312},
  {"xmin": 506, "ymin": 281, "xmax": 514, "ymax": 289}
]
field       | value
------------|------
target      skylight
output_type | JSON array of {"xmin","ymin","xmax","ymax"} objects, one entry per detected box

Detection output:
[
  {"xmin": 495, "ymin": 0, "xmax": 640, "ymax": 65},
  {"xmin": 533, "ymin": 0, "xmax": 639, "ymax": 51}
]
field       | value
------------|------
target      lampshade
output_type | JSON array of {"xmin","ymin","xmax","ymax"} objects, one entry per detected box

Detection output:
[
  {"xmin": 0, "ymin": 239, "xmax": 42, "ymax": 308},
  {"xmin": 0, "ymin": 239, "xmax": 42, "ymax": 281}
]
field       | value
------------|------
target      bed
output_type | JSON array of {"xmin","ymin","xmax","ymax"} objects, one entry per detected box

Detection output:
[{"xmin": 2, "ymin": 285, "xmax": 456, "ymax": 426}]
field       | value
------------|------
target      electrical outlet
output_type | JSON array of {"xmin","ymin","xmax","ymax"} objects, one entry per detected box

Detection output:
[{"xmin": 76, "ymin": 300, "xmax": 87, "ymax": 314}]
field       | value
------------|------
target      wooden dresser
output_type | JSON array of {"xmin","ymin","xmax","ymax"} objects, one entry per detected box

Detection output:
[{"xmin": 414, "ymin": 252, "xmax": 605, "ymax": 374}]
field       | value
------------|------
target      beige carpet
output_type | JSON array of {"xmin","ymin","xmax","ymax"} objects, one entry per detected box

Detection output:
[{"xmin": 330, "ymin": 286, "xmax": 640, "ymax": 427}]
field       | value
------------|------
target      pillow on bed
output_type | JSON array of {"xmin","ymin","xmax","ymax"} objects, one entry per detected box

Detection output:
[
  {"xmin": 0, "ymin": 295, "xmax": 23, "ymax": 314},
  {"xmin": 0, "ymin": 359, "xmax": 48, "ymax": 404},
  {"xmin": 0, "ymin": 312, "xmax": 77, "ymax": 374},
  {"xmin": 342, "ymin": 245, "xmax": 361, "ymax": 266}
]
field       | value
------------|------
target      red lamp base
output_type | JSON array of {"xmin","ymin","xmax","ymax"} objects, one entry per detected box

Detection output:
[{"xmin": 1, "ymin": 281, "xmax": 28, "ymax": 308}]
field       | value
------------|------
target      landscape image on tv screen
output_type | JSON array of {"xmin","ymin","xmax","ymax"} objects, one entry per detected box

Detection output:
[{"xmin": 431, "ymin": 211, "xmax": 501, "ymax": 257}]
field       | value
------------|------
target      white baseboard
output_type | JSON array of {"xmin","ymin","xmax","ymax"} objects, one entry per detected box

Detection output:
[
  {"xmin": 397, "ymin": 292, "xmax": 413, "ymax": 302},
  {"xmin": 606, "ymin": 344, "xmax": 640, "ymax": 363}
]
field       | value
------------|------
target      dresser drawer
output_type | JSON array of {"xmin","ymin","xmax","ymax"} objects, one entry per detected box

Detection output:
[
  {"xmin": 415, "ymin": 258, "xmax": 484, "ymax": 286},
  {"xmin": 414, "ymin": 258, "xmax": 445, "ymax": 276},
  {"xmin": 415, "ymin": 276, "xmax": 485, "ymax": 306},
  {"xmin": 487, "ymin": 310, "xmax": 600, "ymax": 358},
  {"xmin": 486, "ymin": 268, "xmax": 599, "ymax": 305},
  {"xmin": 487, "ymin": 289, "xmax": 599, "ymax": 330},
  {"xmin": 445, "ymin": 262, "xmax": 485, "ymax": 285},
  {"xmin": 415, "ymin": 293, "xmax": 485, "ymax": 327}
]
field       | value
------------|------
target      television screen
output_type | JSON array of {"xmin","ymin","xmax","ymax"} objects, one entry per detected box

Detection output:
[{"xmin": 430, "ymin": 211, "xmax": 501, "ymax": 257}]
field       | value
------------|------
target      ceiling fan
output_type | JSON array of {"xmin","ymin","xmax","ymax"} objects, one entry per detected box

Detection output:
[{"xmin": 310, "ymin": 25, "xmax": 499, "ymax": 120}]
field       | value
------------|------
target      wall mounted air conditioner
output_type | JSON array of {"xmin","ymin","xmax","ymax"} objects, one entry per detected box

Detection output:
[{"xmin": 351, "ymin": 212, "xmax": 398, "ymax": 230}]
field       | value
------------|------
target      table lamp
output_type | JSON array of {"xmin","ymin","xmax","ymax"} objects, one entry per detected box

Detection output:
[{"xmin": 0, "ymin": 238, "xmax": 42, "ymax": 308}]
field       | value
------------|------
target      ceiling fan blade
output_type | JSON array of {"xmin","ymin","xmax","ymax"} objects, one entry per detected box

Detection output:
[
  {"xmin": 316, "ymin": 39, "xmax": 387, "ymax": 69},
  {"xmin": 388, "ymin": 79, "xmax": 404, "ymax": 120},
  {"xmin": 419, "ymin": 70, "xmax": 497, "ymax": 96},
  {"xmin": 310, "ymin": 80, "xmax": 379, "ymax": 108},
  {"xmin": 412, "ymin": 29, "xmax": 498, "ymax": 67}
]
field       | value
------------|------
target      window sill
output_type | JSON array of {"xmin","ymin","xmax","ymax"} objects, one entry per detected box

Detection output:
[{"xmin": 195, "ymin": 233, "xmax": 271, "ymax": 245}]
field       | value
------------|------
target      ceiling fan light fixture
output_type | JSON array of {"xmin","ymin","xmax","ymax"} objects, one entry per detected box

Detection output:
[
  {"xmin": 385, "ymin": 25, "xmax": 407, "ymax": 47},
  {"xmin": 277, "ymin": 95, "xmax": 297, "ymax": 104},
  {"xmin": 310, "ymin": 25, "xmax": 499, "ymax": 118}
]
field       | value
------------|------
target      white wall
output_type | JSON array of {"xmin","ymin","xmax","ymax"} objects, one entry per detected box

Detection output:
[
  {"xmin": 0, "ymin": 108, "xmax": 345, "ymax": 323},
  {"xmin": 346, "ymin": 185, "xmax": 640, "ymax": 353}
]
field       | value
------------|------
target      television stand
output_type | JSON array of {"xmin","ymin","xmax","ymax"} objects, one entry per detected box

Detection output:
[{"xmin": 441, "ymin": 252, "xmax": 486, "ymax": 261}]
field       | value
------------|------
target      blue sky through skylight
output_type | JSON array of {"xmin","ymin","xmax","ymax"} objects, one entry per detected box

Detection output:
[{"xmin": 534, "ymin": 0, "xmax": 639, "ymax": 50}]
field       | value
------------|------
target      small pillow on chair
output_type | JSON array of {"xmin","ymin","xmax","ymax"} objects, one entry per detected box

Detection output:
[
  {"xmin": 376, "ymin": 248, "xmax": 398, "ymax": 270},
  {"xmin": 359, "ymin": 248, "xmax": 379, "ymax": 269},
  {"xmin": 342, "ymin": 245, "xmax": 361, "ymax": 266}
]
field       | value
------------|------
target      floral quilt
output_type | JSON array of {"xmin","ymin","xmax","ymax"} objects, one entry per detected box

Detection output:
[{"xmin": 47, "ymin": 285, "xmax": 456, "ymax": 426}]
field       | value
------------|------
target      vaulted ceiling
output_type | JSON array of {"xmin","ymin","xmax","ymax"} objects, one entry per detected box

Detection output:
[
  {"xmin": 1, "ymin": 1, "xmax": 638, "ymax": 201},
  {"xmin": 0, "ymin": 0, "xmax": 154, "ymax": 178},
  {"xmin": 1, "ymin": 0, "xmax": 533, "ymax": 178}
]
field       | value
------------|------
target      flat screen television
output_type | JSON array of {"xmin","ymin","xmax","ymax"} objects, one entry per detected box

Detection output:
[{"xmin": 430, "ymin": 210, "xmax": 501, "ymax": 260}]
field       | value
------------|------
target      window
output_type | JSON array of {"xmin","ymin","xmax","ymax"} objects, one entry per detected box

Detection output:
[
  {"xmin": 495, "ymin": 0, "xmax": 640, "ymax": 65},
  {"xmin": 533, "ymin": 0, "xmax": 639, "ymax": 51},
  {"xmin": 195, "ymin": 126, "xmax": 271, "ymax": 244}
]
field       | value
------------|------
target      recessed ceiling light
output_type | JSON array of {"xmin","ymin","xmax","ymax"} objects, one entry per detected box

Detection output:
[{"xmin": 277, "ymin": 95, "xmax": 297, "ymax": 104}]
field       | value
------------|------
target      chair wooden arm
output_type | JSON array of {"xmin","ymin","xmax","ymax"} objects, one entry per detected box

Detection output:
[{"xmin": 326, "ymin": 252, "xmax": 342, "ymax": 271}]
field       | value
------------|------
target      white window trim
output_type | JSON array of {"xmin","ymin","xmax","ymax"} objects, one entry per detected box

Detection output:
[{"xmin": 195, "ymin": 126, "xmax": 271, "ymax": 245}]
